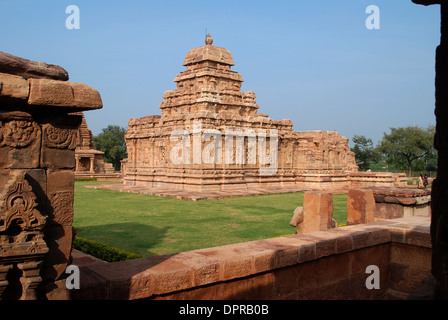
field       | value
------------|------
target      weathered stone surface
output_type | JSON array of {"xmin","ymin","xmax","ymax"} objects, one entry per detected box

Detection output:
[
  {"xmin": 367, "ymin": 187, "xmax": 432, "ymax": 220},
  {"xmin": 42, "ymin": 224, "xmax": 74, "ymax": 282},
  {"xmin": 0, "ymin": 51, "xmax": 69, "ymax": 81},
  {"xmin": 70, "ymin": 82, "xmax": 103, "ymax": 110},
  {"xmin": 0, "ymin": 73, "xmax": 29, "ymax": 100},
  {"xmin": 347, "ymin": 189, "xmax": 375, "ymax": 225},
  {"xmin": 40, "ymin": 117, "xmax": 82, "ymax": 169},
  {"xmin": 47, "ymin": 169, "xmax": 75, "ymax": 226},
  {"xmin": 0, "ymin": 51, "xmax": 102, "ymax": 299},
  {"xmin": 0, "ymin": 112, "xmax": 42, "ymax": 169},
  {"xmin": 28, "ymin": 78, "xmax": 102, "ymax": 110},
  {"xmin": 376, "ymin": 202, "xmax": 404, "ymax": 219},
  {"xmin": 299, "ymin": 191, "xmax": 334, "ymax": 233}
]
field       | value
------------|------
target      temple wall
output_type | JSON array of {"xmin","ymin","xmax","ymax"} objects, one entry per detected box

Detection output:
[{"xmin": 124, "ymin": 116, "xmax": 364, "ymax": 191}]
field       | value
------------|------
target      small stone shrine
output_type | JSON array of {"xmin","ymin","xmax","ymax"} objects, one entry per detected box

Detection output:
[{"xmin": 74, "ymin": 112, "xmax": 114, "ymax": 177}]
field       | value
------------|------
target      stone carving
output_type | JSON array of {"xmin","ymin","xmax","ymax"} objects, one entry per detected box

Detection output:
[
  {"xmin": 0, "ymin": 172, "xmax": 46, "ymax": 232},
  {"xmin": 0, "ymin": 50, "xmax": 102, "ymax": 299},
  {"xmin": 289, "ymin": 206, "xmax": 304, "ymax": 227},
  {"xmin": 1, "ymin": 120, "xmax": 39, "ymax": 148},
  {"xmin": 42, "ymin": 123, "xmax": 77, "ymax": 149},
  {"xmin": 0, "ymin": 172, "xmax": 48, "ymax": 300},
  {"xmin": 49, "ymin": 191, "xmax": 74, "ymax": 225}
]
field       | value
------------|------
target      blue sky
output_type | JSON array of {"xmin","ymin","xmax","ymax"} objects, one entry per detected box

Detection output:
[{"xmin": 0, "ymin": 0, "xmax": 441, "ymax": 145}]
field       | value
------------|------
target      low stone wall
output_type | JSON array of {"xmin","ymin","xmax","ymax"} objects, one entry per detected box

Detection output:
[
  {"xmin": 348, "ymin": 172, "xmax": 407, "ymax": 188},
  {"xmin": 371, "ymin": 187, "xmax": 431, "ymax": 219},
  {"xmin": 72, "ymin": 216, "xmax": 432, "ymax": 300}
]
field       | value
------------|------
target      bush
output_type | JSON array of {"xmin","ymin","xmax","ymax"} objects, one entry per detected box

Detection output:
[
  {"xmin": 74, "ymin": 178, "xmax": 98, "ymax": 182},
  {"xmin": 73, "ymin": 236, "xmax": 142, "ymax": 262}
]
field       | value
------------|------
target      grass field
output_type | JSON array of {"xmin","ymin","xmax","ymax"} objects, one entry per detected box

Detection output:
[{"xmin": 73, "ymin": 181, "xmax": 347, "ymax": 257}]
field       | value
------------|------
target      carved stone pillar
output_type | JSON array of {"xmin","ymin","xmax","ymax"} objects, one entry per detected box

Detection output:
[
  {"xmin": 0, "ymin": 52, "xmax": 102, "ymax": 299},
  {"xmin": 0, "ymin": 265, "xmax": 13, "ymax": 298},
  {"xmin": 75, "ymin": 156, "xmax": 80, "ymax": 172},
  {"xmin": 89, "ymin": 156, "xmax": 95, "ymax": 173},
  {"xmin": 17, "ymin": 261, "xmax": 43, "ymax": 300}
]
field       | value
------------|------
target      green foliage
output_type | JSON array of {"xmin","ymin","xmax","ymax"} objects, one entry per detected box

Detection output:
[
  {"xmin": 92, "ymin": 125, "xmax": 127, "ymax": 171},
  {"xmin": 73, "ymin": 236, "xmax": 142, "ymax": 262},
  {"xmin": 377, "ymin": 125, "xmax": 435, "ymax": 176},
  {"xmin": 350, "ymin": 135, "xmax": 380, "ymax": 171}
]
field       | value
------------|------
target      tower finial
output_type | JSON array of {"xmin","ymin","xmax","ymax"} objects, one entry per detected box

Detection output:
[{"xmin": 205, "ymin": 33, "xmax": 213, "ymax": 46}]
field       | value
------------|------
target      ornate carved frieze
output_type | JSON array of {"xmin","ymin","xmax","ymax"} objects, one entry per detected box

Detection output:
[
  {"xmin": 0, "ymin": 172, "xmax": 48, "ymax": 300},
  {"xmin": 0, "ymin": 172, "xmax": 46, "ymax": 233},
  {"xmin": 42, "ymin": 123, "xmax": 77, "ymax": 150},
  {"xmin": 0, "ymin": 120, "xmax": 40, "ymax": 148}
]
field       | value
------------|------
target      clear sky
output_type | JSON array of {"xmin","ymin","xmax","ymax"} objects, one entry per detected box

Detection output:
[{"xmin": 0, "ymin": 0, "xmax": 441, "ymax": 146}]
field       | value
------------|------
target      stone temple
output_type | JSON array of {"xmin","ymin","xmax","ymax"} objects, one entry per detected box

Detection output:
[
  {"xmin": 117, "ymin": 34, "xmax": 404, "ymax": 198},
  {"xmin": 74, "ymin": 112, "xmax": 115, "ymax": 178}
]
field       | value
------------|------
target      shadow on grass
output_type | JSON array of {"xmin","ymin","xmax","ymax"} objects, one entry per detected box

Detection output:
[{"xmin": 74, "ymin": 223, "xmax": 171, "ymax": 258}]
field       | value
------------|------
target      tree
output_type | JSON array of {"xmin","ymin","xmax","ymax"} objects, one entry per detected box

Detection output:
[
  {"xmin": 93, "ymin": 125, "xmax": 127, "ymax": 171},
  {"xmin": 350, "ymin": 135, "xmax": 380, "ymax": 171},
  {"xmin": 377, "ymin": 125, "xmax": 435, "ymax": 177}
]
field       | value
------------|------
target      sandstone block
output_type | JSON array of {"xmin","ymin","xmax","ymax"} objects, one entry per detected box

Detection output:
[
  {"xmin": 0, "ymin": 115, "xmax": 41, "ymax": 169},
  {"xmin": 47, "ymin": 170, "xmax": 74, "ymax": 226},
  {"xmin": 28, "ymin": 78, "xmax": 73, "ymax": 106},
  {"xmin": 40, "ymin": 119, "xmax": 80, "ymax": 169},
  {"xmin": 347, "ymin": 189, "xmax": 376, "ymax": 225},
  {"xmin": 70, "ymin": 82, "xmax": 103, "ymax": 110},
  {"xmin": 41, "ymin": 147, "xmax": 75, "ymax": 169},
  {"xmin": 28, "ymin": 79, "xmax": 102, "ymax": 110},
  {"xmin": 0, "ymin": 51, "xmax": 69, "ymax": 80},
  {"xmin": 0, "ymin": 73, "xmax": 29, "ymax": 100},
  {"xmin": 376, "ymin": 202, "xmax": 404, "ymax": 219},
  {"xmin": 300, "ymin": 191, "xmax": 333, "ymax": 233},
  {"xmin": 42, "ymin": 224, "xmax": 73, "ymax": 282}
]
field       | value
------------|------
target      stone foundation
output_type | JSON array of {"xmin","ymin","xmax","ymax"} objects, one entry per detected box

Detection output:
[{"xmin": 370, "ymin": 187, "xmax": 432, "ymax": 219}]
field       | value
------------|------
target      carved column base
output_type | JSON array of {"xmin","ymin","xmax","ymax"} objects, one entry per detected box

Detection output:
[
  {"xmin": 17, "ymin": 261, "xmax": 43, "ymax": 300},
  {"xmin": 0, "ymin": 264, "xmax": 13, "ymax": 300}
]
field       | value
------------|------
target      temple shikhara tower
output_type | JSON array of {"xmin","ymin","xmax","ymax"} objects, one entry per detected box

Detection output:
[
  {"xmin": 120, "ymin": 35, "xmax": 403, "ymax": 198},
  {"xmin": 74, "ymin": 112, "xmax": 114, "ymax": 177}
]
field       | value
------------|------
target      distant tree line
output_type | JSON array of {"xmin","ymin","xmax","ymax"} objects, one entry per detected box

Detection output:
[
  {"xmin": 351, "ymin": 125, "xmax": 436, "ymax": 177},
  {"xmin": 93, "ymin": 125, "xmax": 127, "ymax": 171}
]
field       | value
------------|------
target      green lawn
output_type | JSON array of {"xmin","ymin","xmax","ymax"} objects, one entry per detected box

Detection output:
[{"xmin": 73, "ymin": 181, "xmax": 347, "ymax": 257}]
